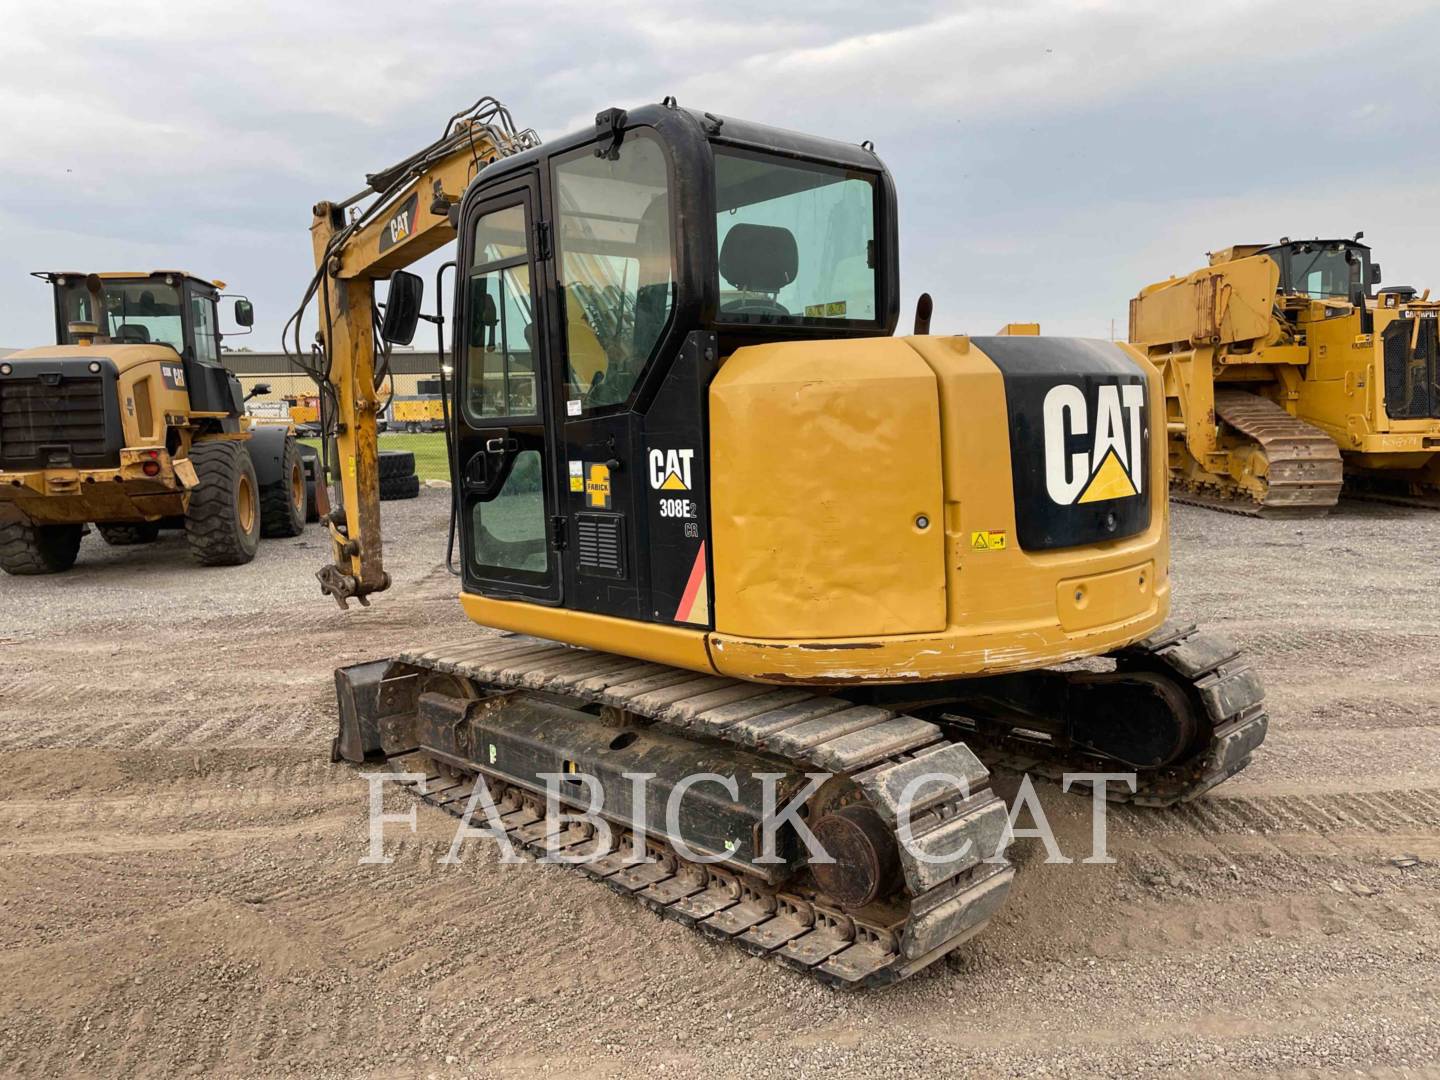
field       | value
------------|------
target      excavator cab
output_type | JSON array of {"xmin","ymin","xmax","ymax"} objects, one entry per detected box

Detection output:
[{"xmin": 385, "ymin": 104, "xmax": 902, "ymax": 627}]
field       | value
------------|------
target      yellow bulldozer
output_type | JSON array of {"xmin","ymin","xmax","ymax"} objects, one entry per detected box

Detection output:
[
  {"xmin": 1130, "ymin": 236, "xmax": 1440, "ymax": 515},
  {"xmin": 0, "ymin": 271, "xmax": 308, "ymax": 573},
  {"xmin": 301, "ymin": 96, "xmax": 1268, "ymax": 987}
]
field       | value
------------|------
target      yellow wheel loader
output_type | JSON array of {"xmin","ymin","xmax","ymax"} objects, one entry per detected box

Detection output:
[
  {"xmin": 0, "ymin": 272, "xmax": 308, "ymax": 574},
  {"xmin": 305, "ymin": 96, "xmax": 1268, "ymax": 987},
  {"xmin": 1130, "ymin": 237, "xmax": 1440, "ymax": 515}
]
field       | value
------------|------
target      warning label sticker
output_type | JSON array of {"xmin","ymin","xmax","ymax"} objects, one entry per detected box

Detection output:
[
  {"xmin": 803, "ymin": 300, "xmax": 848, "ymax": 318},
  {"xmin": 568, "ymin": 460, "xmax": 583, "ymax": 493},
  {"xmin": 970, "ymin": 530, "xmax": 1008, "ymax": 551}
]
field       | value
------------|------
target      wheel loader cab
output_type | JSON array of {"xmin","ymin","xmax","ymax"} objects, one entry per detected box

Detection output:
[
  {"xmin": 44, "ymin": 271, "xmax": 246, "ymax": 417},
  {"xmin": 443, "ymin": 104, "xmax": 1169, "ymax": 683}
]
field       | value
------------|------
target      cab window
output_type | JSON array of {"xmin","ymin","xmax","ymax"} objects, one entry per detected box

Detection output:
[
  {"xmin": 59, "ymin": 280, "xmax": 185, "ymax": 350},
  {"xmin": 1264, "ymin": 243, "xmax": 1365, "ymax": 299},
  {"xmin": 551, "ymin": 132, "xmax": 674, "ymax": 409},
  {"xmin": 190, "ymin": 294, "xmax": 219, "ymax": 363},
  {"xmin": 465, "ymin": 203, "xmax": 537, "ymax": 419},
  {"xmin": 714, "ymin": 149, "xmax": 878, "ymax": 325}
]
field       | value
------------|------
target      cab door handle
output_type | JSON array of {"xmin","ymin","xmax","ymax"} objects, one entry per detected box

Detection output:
[{"xmin": 485, "ymin": 437, "xmax": 518, "ymax": 453}]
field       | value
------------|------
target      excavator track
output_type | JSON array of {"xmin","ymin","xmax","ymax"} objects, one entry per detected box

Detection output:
[
  {"xmin": 952, "ymin": 624, "xmax": 1268, "ymax": 806},
  {"xmin": 1170, "ymin": 391, "xmax": 1343, "ymax": 517},
  {"xmin": 337, "ymin": 625, "xmax": 1268, "ymax": 985},
  {"xmin": 344, "ymin": 635, "xmax": 1018, "ymax": 988}
]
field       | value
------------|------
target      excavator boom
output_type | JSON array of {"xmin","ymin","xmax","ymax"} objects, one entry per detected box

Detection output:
[{"xmin": 293, "ymin": 97, "xmax": 538, "ymax": 605}]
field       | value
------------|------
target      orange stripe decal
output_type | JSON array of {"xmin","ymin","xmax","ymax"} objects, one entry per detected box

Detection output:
[{"xmin": 674, "ymin": 542, "xmax": 708, "ymax": 624}]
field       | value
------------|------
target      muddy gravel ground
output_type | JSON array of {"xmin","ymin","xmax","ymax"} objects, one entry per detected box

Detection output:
[{"xmin": 1, "ymin": 491, "xmax": 1437, "ymax": 1078}]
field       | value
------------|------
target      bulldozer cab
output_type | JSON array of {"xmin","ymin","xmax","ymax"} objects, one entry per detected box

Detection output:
[
  {"xmin": 1255, "ymin": 239, "xmax": 1377, "ymax": 304},
  {"xmin": 37, "ymin": 271, "xmax": 253, "ymax": 416},
  {"xmin": 389, "ymin": 104, "xmax": 900, "ymax": 619}
]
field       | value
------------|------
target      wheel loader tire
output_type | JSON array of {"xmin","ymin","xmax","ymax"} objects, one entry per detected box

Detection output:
[
  {"xmin": 379, "ymin": 473, "xmax": 421, "ymax": 501},
  {"xmin": 259, "ymin": 436, "xmax": 306, "ymax": 538},
  {"xmin": 379, "ymin": 450, "xmax": 416, "ymax": 480},
  {"xmin": 0, "ymin": 513, "xmax": 83, "ymax": 575},
  {"xmin": 96, "ymin": 522, "xmax": 161, "ymax": 546},
  {"xmin": 184, "ymin": 441, "xmax": 261, "ymax": 567}
]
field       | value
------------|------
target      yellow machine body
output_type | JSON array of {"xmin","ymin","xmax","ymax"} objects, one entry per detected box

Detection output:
[
  {"xmin": 1131, "ymin": 241, "xmax": 1440, "ymax": 511},
  {"xmin": 461, "ymin": 333, "xmax": 1168, "ymax": 684},
  {"xmin": 0, "ymin": 341, "xmax": 203, "ymax": 524},
  {"xmin": 390, "ymin": 396, "xmax": 446, "ymax": 430}
]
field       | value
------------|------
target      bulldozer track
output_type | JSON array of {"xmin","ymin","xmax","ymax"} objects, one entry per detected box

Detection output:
[
  {"xmin": 1340, "ymin": 476, "xmax": 1440, "ymax": 512},
  {"xmin": 1171, "ymin": 391, "xmax": 1344, "ymax": 517}
]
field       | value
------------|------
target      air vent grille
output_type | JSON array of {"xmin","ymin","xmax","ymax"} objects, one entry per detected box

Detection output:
[{"xmin": 576, "ymin": 513, "xmax": 625, "ymax": 578}]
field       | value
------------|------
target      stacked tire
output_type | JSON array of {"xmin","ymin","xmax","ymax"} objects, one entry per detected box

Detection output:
[{"xmin": 379, "ymin": 449, "xmax": 420, "ymax": 501}]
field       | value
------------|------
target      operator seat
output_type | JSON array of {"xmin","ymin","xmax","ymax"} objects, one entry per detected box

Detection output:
[
  {"xmin": 719, "ymin": 223, "xmax": 797, "ymax": 316},
  {"xmin": 115, "ymin": 324, "xmax": 151, "ymax": 343}
]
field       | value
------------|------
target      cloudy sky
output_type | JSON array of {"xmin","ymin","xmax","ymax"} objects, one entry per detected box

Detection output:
[{"xmin": 4, "ymin": 0, "xmax": 1439, "ymax": 350}]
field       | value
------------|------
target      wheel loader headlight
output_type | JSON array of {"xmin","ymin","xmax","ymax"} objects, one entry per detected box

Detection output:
[
  {"xmin": 88, "ymin": 361, "xmax": 102, "ymax": 373},
  {"xmin": 0, "ymin": 363, "xmax": 10, "ymax": 376}
]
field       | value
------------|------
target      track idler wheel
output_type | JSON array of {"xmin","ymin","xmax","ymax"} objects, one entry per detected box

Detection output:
[
  {"xmin": 810, "ymin": 804, "xmax": 902, "ymax": 909},
  {"xmin": 1071, "ymin": 670, "xmax": 1200, "ymax": 768}
]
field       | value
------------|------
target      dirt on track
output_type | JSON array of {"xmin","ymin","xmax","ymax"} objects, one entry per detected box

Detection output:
[{"xmin": 1, "ymin": 492, "xmax": 1437, "ymax": 1079}]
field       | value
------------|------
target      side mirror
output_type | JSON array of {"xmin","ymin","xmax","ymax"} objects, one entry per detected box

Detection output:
[
  {"xmin": 245, "ymin": 382, "xmax": 272, "ymax": 401},
  {"xmin": 234, "ymin": 298, "xmax": 255, "ymax": 327},
  {"xmin": 1371, "ymin": 263, "xmax": 1383, "ymax": 285},
  {"xmin": 381, "ymin": 270, "xmax": 424, "ymax": 345}
]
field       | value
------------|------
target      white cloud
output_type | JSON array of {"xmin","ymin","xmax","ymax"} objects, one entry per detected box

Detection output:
[
  {"xmin": 0, "ymin": 0, "xmax": 1437, "ymax": 349},
  {"xmin": 660, "ymin": 0, "xmax": 1424, "ymax": 132}
]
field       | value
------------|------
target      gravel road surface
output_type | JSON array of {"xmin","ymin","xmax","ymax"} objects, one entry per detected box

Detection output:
[{"xmin": 1, "ymin": 492, "xmax": 1436, "ymax": 1077}]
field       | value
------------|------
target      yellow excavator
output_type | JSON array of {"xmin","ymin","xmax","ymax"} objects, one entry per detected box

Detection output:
[
  {"xmin": 303, "ymin": 96, "xmax": 1268, "ymax": 986},
  {"xmin": 1130, "ymin": 236, "xmax": 1440, "ymax": 515}
]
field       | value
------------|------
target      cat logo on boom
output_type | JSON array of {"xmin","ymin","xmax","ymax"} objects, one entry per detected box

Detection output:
[
  {"xmin": 1043, "ymin": 382, "xmax": 1146, "ymax": 506},
  {"xmin": 377, "ymin": 193, "xmax": 419, "ymax": 254}
]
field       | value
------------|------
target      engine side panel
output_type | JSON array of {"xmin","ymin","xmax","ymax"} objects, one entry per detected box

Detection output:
[{"xmin": 708, "ymin": 337, "xmax": 947, "ymax": 640}]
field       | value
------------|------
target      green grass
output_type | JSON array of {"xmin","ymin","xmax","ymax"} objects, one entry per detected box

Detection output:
[{"xmin": 299, "ymin": 432, "xmax": 452, "ymax": 483}]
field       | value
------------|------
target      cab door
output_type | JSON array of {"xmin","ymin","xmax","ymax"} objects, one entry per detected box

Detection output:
[{"xmin": 455, "ymin": 178, "xmax": 561, "ymax": 603}]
